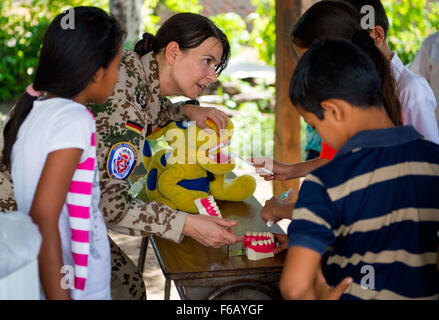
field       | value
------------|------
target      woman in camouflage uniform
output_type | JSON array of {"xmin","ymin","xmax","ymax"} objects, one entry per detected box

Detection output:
[{"xmin": 0, "ymin": 12, "xmax": 242, "ymax": 299}]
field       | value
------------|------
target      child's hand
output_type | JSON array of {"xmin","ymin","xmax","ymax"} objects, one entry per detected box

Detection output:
[
  {"xmin": 250, "ymin": 158, "xmax": 291, "ymax": 181},
  {"xmin": 260, "ymin": 196, "xmax": 284, "ymax": 224},
  {"xmin": 273, "ymin": 233, "xmax": 289, "ymax": 255},
  {"xmin": 314, "ymin": 265, "xmax": 353, "ymax": 300}
]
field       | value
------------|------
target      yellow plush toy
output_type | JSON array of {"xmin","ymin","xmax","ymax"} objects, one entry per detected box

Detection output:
[{"xmin": 142, "ymin": 118, "xmax": 256, "ymax": 213}]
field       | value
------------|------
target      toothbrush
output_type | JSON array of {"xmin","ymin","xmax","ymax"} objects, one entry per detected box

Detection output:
[
  {"xmin": 228, "ymin": 151, "xmax": 274, "ymax": 175},
  {"xmin": 207, "ymin": 139, "xmax": 230, "ymax": 155},
  {"xmin": 266, "ymin": 188, "xmax": 294, "ymax": 227}
]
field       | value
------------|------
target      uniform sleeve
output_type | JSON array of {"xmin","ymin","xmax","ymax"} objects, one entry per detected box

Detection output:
[
  {"xmin": 90, "ymin": 98, "xmax": 189, "ymax": 243},
  {"xmin": 154, "ymin": 98, "xmax": 187, "ymax": 128},
  {"xmin": 288, "ymin": 175, "xmax": 337, "ymax": 255}
]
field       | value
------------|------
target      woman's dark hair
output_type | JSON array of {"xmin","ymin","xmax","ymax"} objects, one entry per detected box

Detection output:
[
  {"xmin": 2, "ymin": 6, "xmax": 126, "ymax": 165},
  {"xmin": 291, "ymin": 0, "xmax": 402, "ymax": 126},
  {"xmin": 134, "ymin": 12, "xmax": 230, "ymax": 76},
  {"xmin": 290, "ymin": 39, "xmax": 383, "ymax": 118}
]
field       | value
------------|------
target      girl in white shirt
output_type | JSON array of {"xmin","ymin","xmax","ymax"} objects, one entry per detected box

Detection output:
[{"xmin": 1, "ymin": 6, "xmax": 125, "ymax": 300}]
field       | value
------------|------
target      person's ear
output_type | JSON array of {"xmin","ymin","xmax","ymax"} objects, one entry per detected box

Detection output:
[
  {"xmin": 165, "ymin": 41, "xmax": 181, "ymax": 65},
  {"xmin": 369, "ymin": 26, "xmax": 385, "ymax": 47},
  {"xmin": 91, "ymin": 67, "xmax": 105, "ymax": 84},
  {"xmin": 320, "ymin": 99, "xmax": 345, "ymax": 122}
]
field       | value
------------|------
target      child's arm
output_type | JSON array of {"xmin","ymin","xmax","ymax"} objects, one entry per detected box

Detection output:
[
  {"xmin": 260, "ymin": 196, "xmax": 295, "ymax": 223},
  {"xmin": 280, "ymin": 246, "xmax": 352, "ymax": 300},
  {"xmin": 280, "ymin": 246, "xmax": 321, "ymax": 299},
  {"xmin": 30, "ymin": 148, "xmax": 83, "ymax": 300},
  {"xmin": 252, "ymin": 157, "xmax": 329, "ymax": 181}
]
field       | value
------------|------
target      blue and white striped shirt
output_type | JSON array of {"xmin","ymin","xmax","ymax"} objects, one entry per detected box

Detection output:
[{"xmin": 288, "ymin": 125, "xmax": 439, "ymax": 300}]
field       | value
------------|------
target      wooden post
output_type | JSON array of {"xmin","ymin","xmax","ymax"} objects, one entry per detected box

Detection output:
[
  {"xmin": 273, "ymin": 0, "xmax": 302, "ymax": 199},
  {"xmin": 273, "ymin": 0, "xmax": 320, "ymax": 199}
]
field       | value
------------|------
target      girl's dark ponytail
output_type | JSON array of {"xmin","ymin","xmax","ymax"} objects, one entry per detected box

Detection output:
[
  {"xmin": 1, "ymin": 6, "xmax": 125, "ymax": 166},
  {"xmin": 2, "ymin": 93, "xmax": 38, "ymax": 165},
  {"xmin": 134, "ymin": 32, "xmax": 156, "ymax": 57}
]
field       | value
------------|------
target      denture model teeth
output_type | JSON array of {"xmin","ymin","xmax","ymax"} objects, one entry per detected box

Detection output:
[
  {"xmin": 194, "ymin": 195, "xmax": 222, "ymax": 218},
  {"xmin": 243, "ymin": 232, "xmax": 275, "ymax": 261}
]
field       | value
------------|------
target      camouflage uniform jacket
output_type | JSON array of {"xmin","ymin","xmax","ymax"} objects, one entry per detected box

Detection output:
[
  {"xmin": 0, "ymin": 50, "xmax": 189, "ymax": 243},
  {"xmin": 88, "ymin": 50, "xmax": 190, "ymax": 242}
]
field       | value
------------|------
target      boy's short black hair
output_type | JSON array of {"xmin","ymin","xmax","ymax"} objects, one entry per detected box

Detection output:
[
  {"xmin": 289, "ymin": 39, "xmax": 383, "ymax": 119},
  {"xmin": 343, "ymin": 0, "xmax": 389, "ymax": 37}
]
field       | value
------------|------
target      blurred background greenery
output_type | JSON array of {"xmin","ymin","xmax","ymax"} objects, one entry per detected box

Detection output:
[{"xmin": 0, "ymin": 0, "xmax": 437, "ymax": 160}]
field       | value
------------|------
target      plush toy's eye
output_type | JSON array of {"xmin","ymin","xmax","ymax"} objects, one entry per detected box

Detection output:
[{"xmin": 176, "ymin": 121, "xmax": 189, "ymax": 129}]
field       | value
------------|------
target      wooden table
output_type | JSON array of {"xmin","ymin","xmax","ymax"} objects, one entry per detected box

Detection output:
[{"xmin": 150, "ymin": 195, "xmax": 287, "ymax": 300}]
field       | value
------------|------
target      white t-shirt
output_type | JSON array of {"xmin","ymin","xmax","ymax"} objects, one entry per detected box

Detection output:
[
  {"xmin": 391, "ymin": 52, "xmax": 439, "ymax": 144},
  {"xmin": 11, "ymin": 97, "xmax": 111, "ymax": 300},
  {"xmin": 409, "ymin": 32, "xmax": 439, "ymax": 127}
]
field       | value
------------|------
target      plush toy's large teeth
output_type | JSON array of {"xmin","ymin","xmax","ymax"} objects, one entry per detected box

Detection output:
[
  {"xmin": 194, "ymin": 195, "xmax": 222, "ymax": 218},
  {"xmin": 207, "ymin": 139, "xmax": 230, "ymax": 156}
]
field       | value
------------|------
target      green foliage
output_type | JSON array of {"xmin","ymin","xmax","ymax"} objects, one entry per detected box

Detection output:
[
  {"xmin": 143, "ymin": 0, "xmax": 202, "ymax": 34},
  {"xmin": 210, "ymin": 13, "xmax": 249, "ymax": 57},
  {"xmin": 383, "ymin": 0, "xmax": 438, "ymax": 65},
  {"xmin": 230, "ymin": 102, "xmax": 274, "ymax": 159},
  {"xmin": 247, "ymin": 0, "xmax": 276, "ymax": 66},
  {"xmin": 0, "ymin": 0, "xmax": 108, "ymax": 102}
]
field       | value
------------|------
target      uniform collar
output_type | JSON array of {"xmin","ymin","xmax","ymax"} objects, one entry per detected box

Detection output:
[{"xmin": 335, "ymin": 125, "xmax": 423, "ymax": 158}]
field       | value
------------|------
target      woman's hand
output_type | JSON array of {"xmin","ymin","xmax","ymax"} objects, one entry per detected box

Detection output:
[
  {"xmin": 182, "ymin": 104, "xmax": 228, "ymax": 134},
  {"xmin": 182, "ymin": 214, "xmax": 244, "ymax": 248}
]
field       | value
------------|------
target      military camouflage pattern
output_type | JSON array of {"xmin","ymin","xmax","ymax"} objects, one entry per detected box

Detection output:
[
  {"xmin": 109, "ymin": 236, "xmax": 146, "ymax": 300},
  {"xmin": 0, "ymin": 163, "xmax": 16, "ymax": 212},
  {"xmin": 87, "ymin": 50, "xmax": 189, "ymax": 242}
]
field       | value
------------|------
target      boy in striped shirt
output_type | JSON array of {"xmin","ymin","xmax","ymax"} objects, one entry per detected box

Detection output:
[{"xmin": 279, "ymin": 39, "xmax": 439, "ymax": 300}]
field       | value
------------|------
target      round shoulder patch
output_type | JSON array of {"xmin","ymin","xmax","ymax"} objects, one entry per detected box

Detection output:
[{"xmin": 106, "ymin": 142, "xmax": 139, "ymax": 180}]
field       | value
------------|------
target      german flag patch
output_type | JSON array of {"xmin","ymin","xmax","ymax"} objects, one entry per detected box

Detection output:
[{"xmin": 126, "ymin": 121, "xmax": 143, "ymax": 135}]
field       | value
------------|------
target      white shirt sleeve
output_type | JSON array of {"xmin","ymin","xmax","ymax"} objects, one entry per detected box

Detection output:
[
  {"xmin": 400, "ymin": 76, "xmax": 439, "ymax": 144},
  {"xmin": 46, "ymin": 104, "xmax": 95, "ymax": 162},
  {"xmin": 410, "ymin": 35, "xmax": 433, "ymax": 82}
]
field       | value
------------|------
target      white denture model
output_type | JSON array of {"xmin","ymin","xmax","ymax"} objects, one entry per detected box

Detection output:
[
  {"xmin": 194, "ymin": 195, "xmax": 222, "ymax": 218},
  {"xmin": 243, "ymin": 232, "xmax": 275, "ymax": 261}
]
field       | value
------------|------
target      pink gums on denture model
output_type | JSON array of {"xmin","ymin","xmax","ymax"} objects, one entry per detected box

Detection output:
[
  {"xmin": 194, "ymin": 195, "xmax": 222, "ymax": 218},
  {"xmin": 243, "ymin": 232, "xmax": 275, "ymax": 253},
  {"xmin": 200, "ymin": 198, "xmax": 218, "ymax": 217}
]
